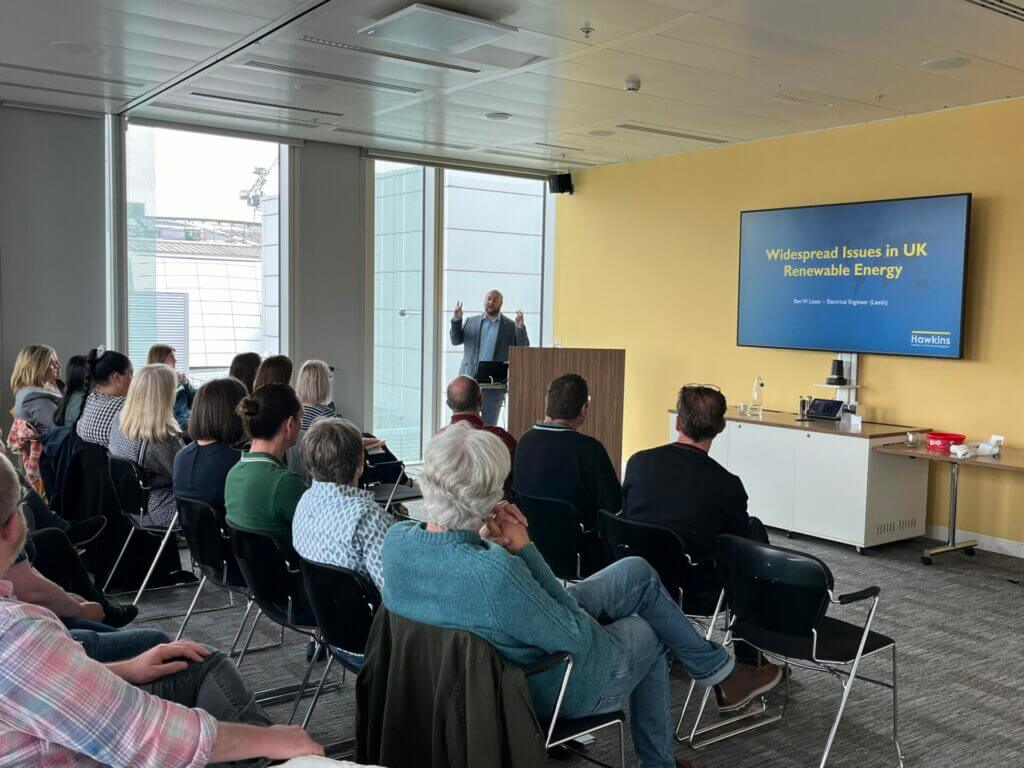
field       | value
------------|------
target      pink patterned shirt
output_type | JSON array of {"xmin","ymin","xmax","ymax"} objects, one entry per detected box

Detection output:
[{"xmin": 0, "ymin": 580, "xmax": 217, "ymax": 767}]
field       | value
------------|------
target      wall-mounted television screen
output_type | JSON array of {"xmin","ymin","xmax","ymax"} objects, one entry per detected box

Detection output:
[{"xmin": 737, "ymin": 193, "xmax": 970, "ymax": 358}]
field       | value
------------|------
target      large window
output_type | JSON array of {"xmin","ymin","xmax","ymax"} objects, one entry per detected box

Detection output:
[
  {"xmin": 125, "ymin": 125, "xmax": 283, "ymax": 383},
  {"xmin": 372, "ymin": 161, "xmax": 551, "ymax": 461}
]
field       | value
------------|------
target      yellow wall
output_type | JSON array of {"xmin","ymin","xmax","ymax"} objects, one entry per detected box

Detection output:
[{"xmin": 554, "ymin": 97, "xmax": 1024, "ymax": 545}]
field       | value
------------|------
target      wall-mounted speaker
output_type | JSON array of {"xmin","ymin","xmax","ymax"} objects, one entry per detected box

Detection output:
[{"xmin": 547, "ymin": 172, "xmax": 573, "ymax": 195}]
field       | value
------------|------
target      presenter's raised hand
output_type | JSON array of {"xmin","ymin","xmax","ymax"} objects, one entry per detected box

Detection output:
[
  {"xmin": 515, "ymin": 310, "xmax": 525, "ymax": 328},
  {"xmin": 454, "ymin": 301, "xmax": 463, "ymax": 321}
]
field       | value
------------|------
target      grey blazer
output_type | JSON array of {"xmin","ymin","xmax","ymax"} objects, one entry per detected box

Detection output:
[
  {"xmin": 13, "ymin": 387, "xmax": 61, "ymax": 432},
  {"xmin": 450, "ymin": 313, "xmax": 530, "ymax": 377}
]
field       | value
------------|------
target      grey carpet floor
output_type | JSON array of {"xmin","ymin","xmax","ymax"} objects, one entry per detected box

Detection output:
[{"xmin": 131, "ymin": 531, "xmax": 1024, "ymax": 768}]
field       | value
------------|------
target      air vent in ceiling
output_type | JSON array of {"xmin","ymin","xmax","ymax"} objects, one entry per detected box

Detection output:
[
  {"xmin": 771, "ymin": 91, "xmax": 834, "ymax": 107},
  {"xmin": 963, "ymin": 0, "xmax": 1024, "ymax": 22},
  {"xmin": 242, "ymin": 60, "xmax": 422, "ymax": 94},
  {"xmin": 615, "ymin": 124, "xmax": 728, "ymax": 144},
  {"xmin": 150, "ymin": 101, "xmax": 316, "ymax": 129},
  {"xmin": 487, "ymin": 148, "xmax": 601, "ymax": 167},
  {"xmin": 0, "ymin": 79, "xmax": 125, "ymax": 102},
  {"xmin": 357, "ymin": 4, "xmax": 516, "ymax": 54},
  {"xmin": 0, "ymin": 61, "xmax": 146, "ymax": 88},
  {"xmin": 190, "ymin": 91, "xmax": 344, "ymax": 118},
  {"xmin": 332, "ymin": 126, "xmax": 475, "ymax": 151},
  {"xmin": 300, "ymin": 35, "xmax": 481, "ymax": 73},
  {"xmin": 534, "ymin": 141, "xmax": 585, "ymax": 152}
]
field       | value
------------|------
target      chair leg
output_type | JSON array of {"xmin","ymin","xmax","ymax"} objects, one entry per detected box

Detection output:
[
  {"xmin": 892, "ymin": 646, "xmax": 904, "ymax": 767},
  {"xmin": 236, "ymin": 608, "xmax": 263, "ymax": 668},
  {"xmin": 103, "ymin": 527, "xmax": 135, "ymax": 591},
  {"xmin": 228, "ymin": 599, "xmax": 255, "ymax": 657},
  {"xmin": 287, "ymin": 644, "xmax": 323, "ymax": 725},
  {"xmin": 617, "ymin": 719, "xmax": 626, "ymax": 768},
  {"xmin": 301, "ymin": 654, "xmax": 335, "ymax": 729},
  {"xmin": 174, "ymin": 575, "xmax": 206, "ymax": 641},
  {"xmin": 133, "ymin": 512, "xmax": 179, "ymax": 606}
]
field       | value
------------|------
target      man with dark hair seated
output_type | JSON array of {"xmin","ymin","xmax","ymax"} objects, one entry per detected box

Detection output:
[
  {"xmin": 512, "ymin": 373, "xmax": 620, "ymax": 570},
  {"xmin": 623, "ymin": 384, "xmax": 769, "ymax": 610},
  {"xmin": 0, "ymin": 452, "xmax": 325, "ymax": 766}
]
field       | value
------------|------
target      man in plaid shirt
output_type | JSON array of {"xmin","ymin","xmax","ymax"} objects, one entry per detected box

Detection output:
[{"xmin": 0, "ymin": 453, "xmax": 324, "ymax": 767}]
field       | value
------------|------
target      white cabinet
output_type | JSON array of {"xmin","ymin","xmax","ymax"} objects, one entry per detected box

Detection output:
[
  {"xmin": 727, "ymin": 422, "xmax": 799, "ymax": 531},
  {"xmin": 792, "ymin": 432, "xmax": 869, "ymax": 545}
]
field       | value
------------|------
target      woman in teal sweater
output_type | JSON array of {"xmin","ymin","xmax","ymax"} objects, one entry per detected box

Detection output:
[{"xmin": 382, "ymin": 422, "xmax": 781, "ymax": 768}]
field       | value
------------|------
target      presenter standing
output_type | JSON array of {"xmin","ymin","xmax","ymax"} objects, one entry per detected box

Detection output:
[{"xmin": 450, "ymin": 289, "xmax": 529, "ymax": 425}]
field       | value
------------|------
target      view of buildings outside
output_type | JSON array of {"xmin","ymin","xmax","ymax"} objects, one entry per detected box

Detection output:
[
  {"xmin": 125, "ymin": 125, "xmax": 281, "ymax": 384},
  {"xmin": 373, "ymin": 162, "xmax": 549, "ymax": 462}
]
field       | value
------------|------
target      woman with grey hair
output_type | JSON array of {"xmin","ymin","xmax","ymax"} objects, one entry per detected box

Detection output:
[
  {"xmin": 381, "ymin": 422, "xmax": 781, "ymax": 768},
  {"xmin": 292, "ymin": 417, "xmax": 395, "ymax": 592}
]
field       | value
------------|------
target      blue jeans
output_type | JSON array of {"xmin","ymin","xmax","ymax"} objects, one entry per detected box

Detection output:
[
  {"xmin": 568, "ymin": 557, "xmax": 733, "ymax": 768},
  {"xmin": 65, "ymin": 617, "xmax": 169, "ymax": 662}
]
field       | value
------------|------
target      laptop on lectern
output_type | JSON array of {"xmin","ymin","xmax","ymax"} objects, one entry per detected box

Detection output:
[{"xmin": 475, "ymin": 361, "xmax": 509, "ymax": 384}]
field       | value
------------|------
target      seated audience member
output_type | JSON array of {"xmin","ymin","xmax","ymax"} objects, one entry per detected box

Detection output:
[
  {"xmin": 77, "ymin": 347, "xmax": 133, "ymax": 448},
  {"xmin": 8, "ymin": 345, "xmax": 62, "ymax": 491},
  {"xmin": 53, "ymin": 354, "xmax": 89, "ymax": 429},
  {"xmin": 229, "ymin": 351, "xmax": 262, "ymax": 394},
  {"xmin": 109, "ymin": 364, "xmax": 184, "ymax": 527},
  {"xmin": 624, "ymin": 385, "xmax": 768, "ymax": 561},
  {"xmin": 253, "ymin": 354, "xmax": 294, "ymax": 391},
  {"xmin": 0, "ymin": 453, "xmax": 325, "ymax": 766},
  {"xmin": 381, "ymin": 424, "xmax": 782, "ymax": 768},
  {"xmin": 225, "ymin": 383, "xmax": 307, "ymax": 546},
  {"xmin": 293, "ymin": 418, "xmax": 395, "ymax": 592},
  {"xmin": 173, "ymin": 378, "xmax": 247, "ymax": 509},
  {"xmin": 297, "ymin": 359, "xmax": 337, "ymax": 429},
  {"xmin": 512, "ymin": 373, "xmax": 620, "ymax": 568},
  {"xmin": 11, "ymin": 344, "xmax": 62, "ymax": 431},
  {"xmin": 446, "ymin": 375, "xmax": 516, "ymax": 491},
  {"xmin": 148, "ymin": 344, "xmax": 195, "ymax": 431}
]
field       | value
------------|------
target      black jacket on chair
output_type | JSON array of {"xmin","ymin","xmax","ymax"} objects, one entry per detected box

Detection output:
[{"xmin": 356, "ymin": 608, "xmax": 548, "ymax": 768}]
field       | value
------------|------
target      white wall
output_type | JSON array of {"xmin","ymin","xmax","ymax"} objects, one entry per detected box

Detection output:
[
  {"xmin": 290, "ymin": 141, "xmax": 368, "ymax": 427},
  {"xmin": 0, "ymin": 107, "xmax": 107, "ymax": 423}
]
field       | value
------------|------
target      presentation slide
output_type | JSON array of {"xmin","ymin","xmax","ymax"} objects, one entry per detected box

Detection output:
[{"xmin": 737, "ymin": 194, "xmax": 970, "ymax": 358}]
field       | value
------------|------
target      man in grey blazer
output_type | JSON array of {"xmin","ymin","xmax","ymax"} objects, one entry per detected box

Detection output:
[{"xmin": 450, "ymin": 289, "xmax": 529, "ymax": 425}]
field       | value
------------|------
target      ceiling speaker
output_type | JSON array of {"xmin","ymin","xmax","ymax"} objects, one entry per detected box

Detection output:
[{"xmin": 548, "ymin": 172, "xmax": 573, "ymax": 195}]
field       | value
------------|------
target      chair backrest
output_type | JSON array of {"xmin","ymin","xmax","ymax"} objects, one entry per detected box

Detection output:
[
  {"xmin": 716, "ymin": 534, "xmax": 834, "ymax": 648},
  {"xmin": 176, "ymin": 498, "xmax": 245, "ymax": 588},
  {"xmin": 301, "ymin": 559, "xmax": 381, "ymax": 656},
  {"xmin": 107, "ymin": 456, "xmax": 149, "ymax": 521},
  {"xmin": 514, "ymin": 493, "xmax": 584, "ymax": 580},
  {"xmin": 228, "ymin": 523, "xmax": 309, "ymax": 627},
  {"xmin": 597, "ymin": 509, "xmax": 688, "ymax": 593}
]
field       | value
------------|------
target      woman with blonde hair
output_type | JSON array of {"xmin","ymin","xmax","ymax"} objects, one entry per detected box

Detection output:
[
  {"xmin": 7, "ymin": 345, "xmax": 62, "ymax": 491},
  {"xmin": 147, "ymin": 344, "xmax": 195, "ymax": 431},
  {"xmin": 295, "ymin": 360, "xmax": 336, "ymax": 430},
  {"xmin": 108, "ymin": 364, "xmax": 184, "ymax": 527}
]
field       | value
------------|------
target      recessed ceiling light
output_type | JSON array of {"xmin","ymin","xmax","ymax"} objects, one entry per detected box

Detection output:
[
  {"xmin": 357, "ymin": 4, "xmax": 517, "ymax": 54},
  {"xmin": 589, "ymin": 129, "xmax": 614, "ymax": 137},
  {"xmin": 921, "ymin": 56, "xmax": 971, "ymax": 71},
  {"xmin": 485, "ymin": 112, "xmax": 511, "ymax": 121},
  {"xmin": 48, "ymin": 41, "xmax": 97, "ymax": 55}
]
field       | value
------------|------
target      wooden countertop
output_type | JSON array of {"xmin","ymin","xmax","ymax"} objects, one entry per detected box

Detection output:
[
  {"xmin": 668, "ymin": 406, "xmax": 928, "ymax": 439},
  {"xmin": 873, "ymin": 442, "xmax": 1024, "ymax": 473}
]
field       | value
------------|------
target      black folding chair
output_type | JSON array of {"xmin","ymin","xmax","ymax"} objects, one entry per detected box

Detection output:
[
  {"xmin": 685, "ymin": 535, "xmax": 903, "ymax": 767},
  {"xmin": 523, "ymin": 652, "xmax": 626, "ymax": 768},
  {"xmin": 514, "ymin": 493, "xmax": 587, "ymax": 581},
  {"xmin": 174, "ymin": 498, "xmax": 256, "ymax": 648},
  {"xmin": 105, "ymin": 456, "xmax": 183, "ymax": 605},
  {"xmin": 228, "ymin": 523, "xmax": 339, "ymax": 709},
  {"xmin": 299, "ymin": 559, "xmax": 381, "ymax": 729}
]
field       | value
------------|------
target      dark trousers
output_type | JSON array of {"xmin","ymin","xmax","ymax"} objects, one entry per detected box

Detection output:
[
  {"xmin": 29, "ymin": 528, "xmax": 110, "ymax": 610},
  {"xmin": 65, "ymin": 618, "xmax": 169, "ymax": 662}
]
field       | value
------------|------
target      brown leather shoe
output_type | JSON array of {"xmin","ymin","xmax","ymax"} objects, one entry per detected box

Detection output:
[
  {"xmin": 714, "ymin": 661, "xmax": 783, "ymax": 713},
  {"xmin": 676, "ymin": 759, "xmax": 697, "ymax": 768}
]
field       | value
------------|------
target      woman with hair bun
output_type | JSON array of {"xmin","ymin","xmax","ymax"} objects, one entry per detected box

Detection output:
[
  {"xmin": 225, "ymin": 383, "xmax": 307, "ymax": 547},
  {"xmin": 76, "ymin": 347, "xmax": 133, "ymax": 448}
]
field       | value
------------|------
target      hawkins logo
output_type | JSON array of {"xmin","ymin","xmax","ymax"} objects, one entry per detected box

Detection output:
[{"xmin": 910, "ymin": 330, "xmax": 952, "ymax": 347}]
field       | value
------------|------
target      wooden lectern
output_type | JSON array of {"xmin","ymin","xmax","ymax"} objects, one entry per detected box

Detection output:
[{"xmin": 507, "ymin": 347, "xmax": 626, "ymax": 475}]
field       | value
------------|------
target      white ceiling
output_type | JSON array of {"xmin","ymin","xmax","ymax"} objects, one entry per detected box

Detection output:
[{"xmin": 2, "ymin": 0, "xmax": 1024, "ymax": 171}]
